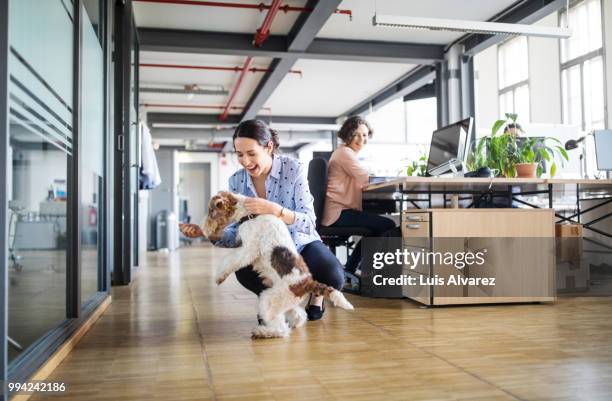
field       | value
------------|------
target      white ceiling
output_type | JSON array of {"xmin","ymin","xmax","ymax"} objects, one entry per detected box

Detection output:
[
  {"xmin": 139, "ymin": 51, "xmax": 271, "ymax": 116},
  {"xmin": 263, "ymin": 59, "xmax": 416, "ymax": 117},
  {"xmin": 318, "ymin": 0, "xmax": 519, "ymax": 44},
  {"xmin": 135, "ymin": 0, "xmax": 522, "ymax": 121}
]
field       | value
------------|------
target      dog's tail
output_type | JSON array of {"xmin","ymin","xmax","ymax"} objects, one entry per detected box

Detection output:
[{"xmin": 298, "ymin": 279, "xmax": 354, "ymax": 310}]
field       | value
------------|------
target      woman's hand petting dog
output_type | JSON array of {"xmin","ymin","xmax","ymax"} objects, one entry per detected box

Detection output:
[
  {"xmin": 179, "ymin": 223, "xmax": 205, "ymax": 238},
  {"xmin": 243, "ymin": 197, "xmax": 280, "ymax": 216}
]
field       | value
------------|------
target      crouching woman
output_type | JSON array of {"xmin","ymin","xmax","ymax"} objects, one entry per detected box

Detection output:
[{"xmin": 213, "ymin": 119, "xmax": 345, "ymax": 321}]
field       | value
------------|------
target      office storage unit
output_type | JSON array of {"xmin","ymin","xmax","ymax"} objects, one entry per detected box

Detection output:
[{"xmin": 401, "ymin": 209, "xmax": 556, "ymax": 305}]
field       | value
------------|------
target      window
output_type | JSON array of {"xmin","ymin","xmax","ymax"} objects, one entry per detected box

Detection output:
[
  {"xmin": 498, "ymin": 36, "xmax": 530, "ymax": 121},
  {"xmin": 560, "ymin": 0, "xmax": 605, "ymax": 131},
  {"xmin": 365, "ymin": 98, "xmax": 406, "ymax": 144},
  {"xmin": 360, "ymin": 96, "xmax": 437, "ymax": 176}
]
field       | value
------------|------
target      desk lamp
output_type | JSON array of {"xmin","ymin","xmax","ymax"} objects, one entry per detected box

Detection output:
[{"xmin": 565, "ymin": 132, "xmax": 593, "ymax": 179}]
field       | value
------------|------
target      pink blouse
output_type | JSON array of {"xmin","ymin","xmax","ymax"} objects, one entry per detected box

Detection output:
[{"xmin": 321, "ymin": 145, "xmax": 369, "ymax": 226}]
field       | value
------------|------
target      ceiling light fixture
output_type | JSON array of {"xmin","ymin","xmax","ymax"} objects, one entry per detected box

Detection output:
[{"xmin": 372, "ymin": 14, "xmax": 572, "ymax": 39}]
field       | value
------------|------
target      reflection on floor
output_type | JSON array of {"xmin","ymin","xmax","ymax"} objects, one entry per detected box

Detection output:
[{"xmin": 31, "ymin": 244, "xmax": 612, "ymax": 401}]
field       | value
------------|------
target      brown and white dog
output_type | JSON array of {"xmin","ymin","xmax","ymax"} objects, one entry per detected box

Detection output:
[{"xmin": 180, "ymin": 191, "xmax": 354, "ymax": 338}]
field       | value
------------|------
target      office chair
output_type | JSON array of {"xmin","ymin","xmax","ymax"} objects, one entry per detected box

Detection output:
[{"xmin": 307, "ymin": 158, "xmax": 373, "ymax": 255}]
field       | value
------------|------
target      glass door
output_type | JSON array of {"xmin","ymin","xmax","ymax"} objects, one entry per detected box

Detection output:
[
  {"xmin": 6, "ymin": 0, "xmax": 73, "ymax": 362},
  {"xmin": 80, "ymin": 0, "xmax": 106, "ymax": 305}
]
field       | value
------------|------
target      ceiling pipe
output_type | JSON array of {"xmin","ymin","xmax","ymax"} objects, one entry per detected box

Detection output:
[
  {"xmin": 219, "ymin": 1, "xmax": 281, "ymax": 120},
  {"xmin": 140, "ymin": 86, "xmax": 229, "ymax": 95},
  {"xmin": 133, "ymin": 0, "xmax": 352, "ymax": 19},
  {"xmin": 140, "ymin": 62, "xmax": 302, "ymax": 77},
  {"xmin": 219, "ymin": 56, "xmax": 254, "ymax": 121},
  {"xmin": 141, "ymin": 102, "xmax": 272, "ymax": 112},
  {"xmin": 253, "ymin": 0, "xmax": 282, "ymax": 47}
]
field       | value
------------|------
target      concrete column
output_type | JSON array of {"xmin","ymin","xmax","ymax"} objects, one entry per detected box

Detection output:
[{"xmin": 445, "ymin": 44, "xmax": 463, "ymax": 123}]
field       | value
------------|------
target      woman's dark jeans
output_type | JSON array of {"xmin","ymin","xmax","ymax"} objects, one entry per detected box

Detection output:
[{"xmin": 329, "ymin": 209, "xmax": 396, "ymax": 273}]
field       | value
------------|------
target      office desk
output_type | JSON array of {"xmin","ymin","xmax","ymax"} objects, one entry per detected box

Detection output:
[
  {"xmin": 360, "ymin": 177, "xmax": 612, "ymax": 305},
  {"xmin": 363, "ymin": 177, "xmax": 612, "ymax": 238}
]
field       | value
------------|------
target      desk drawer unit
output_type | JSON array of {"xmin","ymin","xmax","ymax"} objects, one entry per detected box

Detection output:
[
  {"xmin": 402, "ymin": 242, "xmax": 431, "ymax": 275},
  {"xmin": 401, "ymin": 269, "xmax": 431, "ymax": 304},
  {"xmin": 404, "ymin": 212, "xmax": 429, "ymax": 222},
  {"xmin": 402, "ymin": 212, "xmax": 430, "ymax": 238},
  {"xmin": 399, "ymin": 208, "xmax": 555, "ymax": 306}
]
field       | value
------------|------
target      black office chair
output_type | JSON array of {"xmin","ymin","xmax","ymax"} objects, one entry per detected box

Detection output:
[{"xmin": 307, "ymin": 158, "xmax": 373, "ymax": 255}]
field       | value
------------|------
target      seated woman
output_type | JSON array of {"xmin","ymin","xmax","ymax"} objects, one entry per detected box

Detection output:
[
  {"xmin": 321, "ymin": 116, "xmax": 396, "ymax": 275},
  {"xmin": 214, "ymin": 119, "xmax": 344, "ymax": 321}
]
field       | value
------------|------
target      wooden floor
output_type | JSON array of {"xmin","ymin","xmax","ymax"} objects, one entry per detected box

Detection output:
[{"xmin": 32, "ymin": 244, "xmax": 612, "ymax": 401}]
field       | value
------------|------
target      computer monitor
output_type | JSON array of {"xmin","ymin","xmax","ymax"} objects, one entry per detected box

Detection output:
[
  {"xmin": 426, "ymin": 117, "xmax": 473, "ymax": 176},
  {"xmin": 594, "ymin": 130, "xmax": 612, "ymax": 171}
]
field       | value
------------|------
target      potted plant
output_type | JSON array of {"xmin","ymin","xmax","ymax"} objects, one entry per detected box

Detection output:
[
  {"xmin": 514, "ymin": 136, "xmax": 569, "ymax": 178},
  {"xmin": 467, "ymin": 113, "xmax": 521, "ymax": 177},
  {"xmin": 406, "ymin": 152, "xmax": 428, "ymax": 177}
]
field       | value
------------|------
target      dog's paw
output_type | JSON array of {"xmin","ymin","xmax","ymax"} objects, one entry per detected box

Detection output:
[
  {"xmin": 285, "ymin": 307, "xmax": 307, "ymax": 329},
  {"xmin": 251, "ymin": 325, "xmax": 288, "ymax": 339}
]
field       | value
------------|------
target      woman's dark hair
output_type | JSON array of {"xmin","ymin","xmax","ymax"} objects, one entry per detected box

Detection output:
[
  {"xmin": 233, "ymin": 119, "xmax": 280, "ymax": 153},
  {"xmin": 337, "ymin": 115, "xmax": 373, "ymax": 145}
]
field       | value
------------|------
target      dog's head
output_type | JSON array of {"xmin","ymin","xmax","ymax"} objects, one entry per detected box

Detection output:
[{"xmin": 204, "ymin": 191, "xmax": 240, "ymax": 241}]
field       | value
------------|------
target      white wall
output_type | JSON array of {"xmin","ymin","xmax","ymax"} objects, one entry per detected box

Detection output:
[
  {"xmin": 174, "ymin": 152, "xmax": 218, "ymax": 220},
  {"xmin": 178, "ymin": 162, "xmax": 211, "ymax": 226}
]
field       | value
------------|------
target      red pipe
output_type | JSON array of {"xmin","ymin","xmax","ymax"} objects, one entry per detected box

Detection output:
[
  {"xmin": 141, "ymin": 103, "xmax": 272, "ymax": 112},
  {"xmin": 219, "ymin": 1, "xmax": 280, "ymax": 120},
  {"xmin": 253, "ymin": 0, "xmax": 282, "ymax": 47},
  {"xmin": 140, "ymin": 62, "xmax": 302, "ymax": 77},
  {"xmin": 219, "ymin": 56, "xmax": 254, "ymax": 121},
  {"xmin": 133, "ymin": 0, "xmax": 353, "ymax": 19}
]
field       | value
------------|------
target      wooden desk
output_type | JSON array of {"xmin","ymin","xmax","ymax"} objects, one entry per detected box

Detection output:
[
  {"xmin": 364, "ymin": 177, "xmax": 612, "ymax": 192},
  {"xmin": 363, "ymin": 177, "xmax": 612, "ymax": 238},
  {"xmin": 359, "ymin": 177, "xmax": 612, "ymax": 305}
]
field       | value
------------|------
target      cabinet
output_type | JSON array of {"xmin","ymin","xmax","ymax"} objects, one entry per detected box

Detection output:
[{"xmin": 402, "ymin": 209, "xmax": 556, "ymax": 305}]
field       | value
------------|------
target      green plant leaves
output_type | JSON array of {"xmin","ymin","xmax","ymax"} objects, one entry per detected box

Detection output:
[
  {"xmin": 491, "ymin": 119, "xmax": 506, "ymax": 136},
  {"xmin": 538, "ymin": 148, "xmax": 551, "ymax": 162},
  {"xmin": 505, "ymin": 113, "xmax": 518, "ymax": 122},
  {"xmin": 466, "ymin": 113, "xmax": 571, "ymax": 178},
  {"xmin": 406, "ymin": 150, "xmax": 429, "ymax": 177},
  {"xmin": 556, "ymin": 146, "xmax": 569, "ymax": 162}
]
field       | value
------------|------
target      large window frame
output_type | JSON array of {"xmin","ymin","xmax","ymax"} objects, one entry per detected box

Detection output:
[
  {"xmin": 1, "ymin": 0, "xmax": 11, "ymax": 398},
  {"xmin": 559, "ymin": 0, "xmax": 607, "ymax": 131},
  {"xmin": 497, "ymin": 36, "xmax": 531, "ymax": 121}
]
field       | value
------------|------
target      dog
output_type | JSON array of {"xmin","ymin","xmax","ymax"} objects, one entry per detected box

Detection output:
[{"xmin": 180, "ymin": 191, "xmax": 354, "ymax": 338}]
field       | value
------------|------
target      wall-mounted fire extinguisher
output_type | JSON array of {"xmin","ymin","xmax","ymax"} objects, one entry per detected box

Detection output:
[{"xmin": 88, "ymin": 206, "xmax": 97, "ymax": 226}]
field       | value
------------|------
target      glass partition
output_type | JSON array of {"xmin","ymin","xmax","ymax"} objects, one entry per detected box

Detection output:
[
  {"xmin": 81, "ymin": 0, "xmax": 105, "ymax": 304},
  {"xmin": 7, "ymin": 0, "xmax": 73, "ymax": 361}
]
